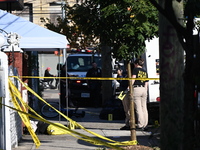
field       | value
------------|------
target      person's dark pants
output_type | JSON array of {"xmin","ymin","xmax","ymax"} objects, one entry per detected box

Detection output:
[
  {"xmin": 55, "ymin": 79, "xmax": 59, "ymax": 88},
  {"xmin": 89, "ymin": 83, "xmax": 102, "ymax": 107},
  {"xmin": 47, "ymin": 79, "xmax": 54, "ymax": 85},
  {"xmin": 60, "ymin": 84, "xmax": 75, "ymax": 108},
  {"xmin": 60, "ymin": 86, "xmax": 67, "ymax": 108}
]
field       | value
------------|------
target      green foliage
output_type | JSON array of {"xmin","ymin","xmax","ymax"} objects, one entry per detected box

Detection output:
[
  {"xmin": 195, "ymin": 20, "xmax": 200, "ymax": 30},
  {"xmin": 66, "ymin": 2, "xmax": 100, "ymax": 48},
  {"xmin": 101, "ymin": 0, "xmax": 158, "ymax": 60},
  {"xmin": 185, "ymin": 0, "xmax": 200, "ymax": 16},
  {"xmin": 68, "ymin": 0, "xmax": 158, "ymax": 61},
  {"xmin": 41, "ymin": 0, "xmax": 158, "ymax": 61},
  {"xmin": 41, "ymin": 16, "xmax": 80, "ymax": 48}
]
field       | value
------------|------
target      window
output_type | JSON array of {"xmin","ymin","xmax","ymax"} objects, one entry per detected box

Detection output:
[{"xmin": 67, "ymin": 56, "xmax": 101, "ymax": 71}]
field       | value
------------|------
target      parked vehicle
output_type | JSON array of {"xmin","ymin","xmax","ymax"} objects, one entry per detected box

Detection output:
[
  {"xmin": 66, "ymin": 38, "xmax": 160, "ymax": 106},
  {"xmin": 144, "ymin": 37, "xmax": 160, "ymax": 103},
  {"xmin": 66, "ymin": 53, "xmax": 120, "ymax": 105},
  {"xmin": 143, "ymin": 37, "xmax": 160, "ymax": 124}
]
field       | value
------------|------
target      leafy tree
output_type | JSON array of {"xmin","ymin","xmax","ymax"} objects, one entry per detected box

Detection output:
[
  {"xmin": 69, "ymin": 0, "xmax": 158, "ymax": 60},
  {"xmin": 41, "ymin": 0, "xmax": 158, "ymax": 64},
  {"xmin": 68, "ymin": 0, "xmax": 158, "ymax": 141},
  {"xmin": 41, "ymin": 0, "xmax": 158, "ymax": 142},
  {"xmin": 41, "ymin": 17, "xmax": 75, "ymax": 48},
  {"xmin": 40, "ymin": 5, "xmax": 99, "ymax": 49},
  {"xmin": 99, "ymin": 1, "xmax": 158, "ymax": 60}
]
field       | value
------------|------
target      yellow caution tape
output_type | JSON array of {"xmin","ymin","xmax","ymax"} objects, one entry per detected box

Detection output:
[
  {"xmin": 0, "ymin": 102, "xmax": 127, "ymax": 150},
  {"xmin": 17, "ymin": 76, "xmax": 138, "ymax": 146},
  {"xmin": 8, "ymin": 78, "xmax": 123, "ymax": 148},
  {"xmin": 7, "ymin": 76, "xmax": 138, "ymax": 149},
  {"xmin": 10, "ymin": 75, "xmax": 159, "ymax": 81},
  {"xmin": 8, "ymin": 79, "xmax": 41, "ymax": 148},
  {"xmin": 68, "ymin": 121, "xmax": 75, "ymax": 130},
  {"xmin": 47, "ymin": 123, "xmax": 70, "ymax": 135}
]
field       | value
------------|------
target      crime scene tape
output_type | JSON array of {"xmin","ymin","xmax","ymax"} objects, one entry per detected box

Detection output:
[
  {"xmin": 8, "ymin": 76, "xmax": 138, "ymax": 149},
  {"xmin": 8, "ymin": 78, "xmax": 127, "ymax": 150},
  {"xmin": 16, "ymin": 76, "xmax": 138, "ymax": 146},
  {"xmin": 8, "ymin": 79, "xmax": 41, "ymax": 148},
  {"xmin": 11, "ymin": 76, "xmax": 159, "ymax": 81},
  {"xmin": 1, "ymin": 102, "xmax": 125, "ymax": 150}
]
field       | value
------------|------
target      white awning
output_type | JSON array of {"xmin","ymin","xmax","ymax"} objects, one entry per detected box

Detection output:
[{"xmin": 0, "ymin": 9, "xmax": 69, "ymax": 51}]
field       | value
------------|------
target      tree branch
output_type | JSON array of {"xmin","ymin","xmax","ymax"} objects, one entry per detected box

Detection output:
[{"xmin": 148, "ymin": 0, "xmax": 187, "ymax": 50}]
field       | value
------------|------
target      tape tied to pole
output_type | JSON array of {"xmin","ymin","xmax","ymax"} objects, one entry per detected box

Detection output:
[{"xmin": 6, "ymin": 76, "xmax": 140, "ymax": 149}]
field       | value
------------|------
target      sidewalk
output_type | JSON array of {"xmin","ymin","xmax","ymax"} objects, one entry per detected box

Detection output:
[{"xmin": 12, "ymin": 89, "xmax": 160, "ymax": 150}]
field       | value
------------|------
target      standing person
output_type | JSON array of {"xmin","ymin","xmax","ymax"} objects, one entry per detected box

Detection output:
[
  {"xmin": 117, "ymin": 64, "xmax": 134, "ymax": 130},
  {"xmin": 59, "ymin": 65, "xmax": 75, "ymax": 108},
  {"xmin": 86, "ymin": 62, "xmax": 102, "ymax": 107},
  {"xmin": 55, "ymin": 63, "xmax": 63, "ymax": 88},
  {"xmin": 119, "ymin": 59, "xmax": 148, "ymax": 131},
  {"xmin": 132, "ymin": 59, "xmax": 149, "ymax": 130},
  {"xmin": 44, "ymin": 67, "xmax": 55, "ymax": 86},
  {"xmin": 117, "ymin": 69, "xmax": 130, "ymax": 130}
]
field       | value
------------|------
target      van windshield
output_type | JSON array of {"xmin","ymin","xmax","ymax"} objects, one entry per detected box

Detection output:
[{"xmin": 67, "ymin": 56, "xmax": 101, "ymax": 71}]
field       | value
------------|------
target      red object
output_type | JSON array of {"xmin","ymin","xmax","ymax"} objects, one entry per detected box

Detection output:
[
  {"xmin": 156, "ymin": 97, "xmax": 160, "ymax": 102},
  {"xmin": 66, "ymin": 44, "xmax": 70, "ymax": 48},
  {"xmin": 86, "ymin": 50, "xmax": 92, "ymax": 53},
  {"xmin": 76, "ymin": 80, "xmax": 81, "ymax": 83},
  {"xmin": 194, "ymin": 91, "xmax": 197, "ymax": 98},
  {"xmin": 54, "ymin": 51, "xmax": 58, "ymax": 55}
]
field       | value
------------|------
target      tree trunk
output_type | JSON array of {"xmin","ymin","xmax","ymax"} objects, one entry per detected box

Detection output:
[
  {"xmin": 183, "ymin": 8, "xmax": 196, "ymax": 150},
  {"xmin": 101, "ymin": 45, "xmax": 113, "ymax": 105},
  {"xmin": 159, "ymin": 1, "xmax": 184, "ymax": 149}
]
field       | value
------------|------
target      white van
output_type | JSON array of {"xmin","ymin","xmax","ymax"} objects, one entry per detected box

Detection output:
[{"xmin": 144, "ymin": 37, "xmax": 160, "ymax": 103}]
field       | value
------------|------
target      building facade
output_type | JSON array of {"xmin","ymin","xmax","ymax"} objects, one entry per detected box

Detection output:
[{"xmin": 13, "ymin": 0, "xmax": 80, "ymax": 26}]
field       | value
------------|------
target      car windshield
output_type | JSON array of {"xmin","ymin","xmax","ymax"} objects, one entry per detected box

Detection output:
[{"xmin": 67, "ymin": 56, "xmax": 101, "ymax": 71}]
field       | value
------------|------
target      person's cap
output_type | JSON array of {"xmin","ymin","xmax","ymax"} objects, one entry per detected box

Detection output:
[{"xmin": 47, "ymin": 67, "xmax": 51, "ymax": 70}]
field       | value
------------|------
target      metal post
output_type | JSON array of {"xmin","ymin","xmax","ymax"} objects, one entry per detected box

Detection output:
[
  {"xmin": 61, "ymin": 1, "xmax": 65, "ymax": 21},
  {"xmin": 0, "ymin": 52, "xmax": 11, "ymax": 150},
  {"xmin": 64, "ymin": 48, "xmax": 69, "ymax": 117},
  {"xmin": 58, "ymin": 51, "xmax": 61, "ymax": 122}
]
